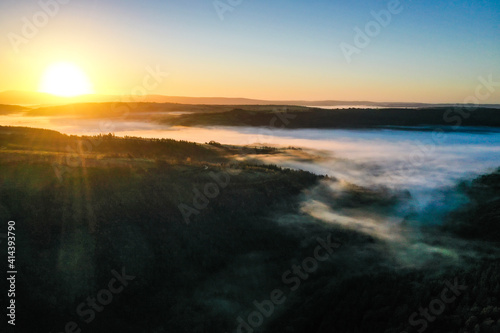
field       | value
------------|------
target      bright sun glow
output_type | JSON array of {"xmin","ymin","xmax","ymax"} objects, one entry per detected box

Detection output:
[{"xmin": 39, "ymin": 62, "xmax": 94, "ymax": 97}]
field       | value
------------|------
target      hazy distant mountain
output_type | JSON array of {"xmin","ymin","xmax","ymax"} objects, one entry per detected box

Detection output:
[
  {"xmin": 0, "ymin": 90, "xmax": 67, "ymax": 105},
  {"xmin": 0, "ymin": 90, "xmax": 116, "ymax": 106},
  {"xmin": 1, "ymin": 90, "xmax": 499, "ymax": 108},
  {"xmin": 0, "ymin": 104, "xmax": 27, "ymax": 115}
]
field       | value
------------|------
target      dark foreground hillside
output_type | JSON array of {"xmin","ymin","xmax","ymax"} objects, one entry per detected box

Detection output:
[{"xmin": 0, "ymin": 126, "xmax": 499, "ymax": 333}]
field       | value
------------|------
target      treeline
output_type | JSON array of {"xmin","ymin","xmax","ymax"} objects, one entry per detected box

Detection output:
[
  {"xmin": 166, "ymin": 107, "xmax": 500, "ymax": 129},
  {"xmin": 0, "ymin": 126, "xmax": 224, "ymax": 163}
]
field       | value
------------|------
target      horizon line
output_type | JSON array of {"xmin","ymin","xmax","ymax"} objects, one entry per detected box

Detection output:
[{"xmin": 1, "ymin": 90, "xmax": 500, "ymax": 107}]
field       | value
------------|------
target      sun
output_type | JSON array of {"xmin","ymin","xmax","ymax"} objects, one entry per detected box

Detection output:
[{"xmin": 39, "ymin": 62, "xmax": 94, "ymax": 97}]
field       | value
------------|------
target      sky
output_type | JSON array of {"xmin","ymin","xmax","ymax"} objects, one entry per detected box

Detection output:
[{"xmin": 0, "ymin": 0, "xmax": 499, "ymax": 102}]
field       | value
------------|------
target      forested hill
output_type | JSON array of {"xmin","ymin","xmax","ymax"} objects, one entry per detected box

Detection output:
[
  {"xmin": 1, "ymin": 126, "xmax": 499, "ymax": 332},
  {"xmin": 165, "ymin": 107, "xmax": 500, "ymax": 129},
  {"xmin": 3, "ymin": 103, "xmax": 500, "ymax": 129}
]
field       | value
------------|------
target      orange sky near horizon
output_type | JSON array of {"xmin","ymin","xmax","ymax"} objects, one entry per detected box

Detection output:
[{"xmin": 0, "ymin": 0, "xmax": 499, "ymax": 103}]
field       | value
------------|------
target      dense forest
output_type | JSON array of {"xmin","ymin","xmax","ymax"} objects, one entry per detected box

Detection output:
[
  {"xmin": 164, "ymin": 107, "xmax": 500, "ymax": 129},
  {"xmin": 0, "ymin": 126, "xmax": 499, "ymax": 333}
]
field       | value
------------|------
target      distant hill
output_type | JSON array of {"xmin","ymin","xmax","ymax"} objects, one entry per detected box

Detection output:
[
  {"xmin": 3, "ymin": 90, "xmax": 499, "ymax": 108},
  {"xmin": 5, "ymin": 101, "xmax": 498, "ymax": 129},
  {"xmin": 0, "ymin": 104, "xmax": 27, "ymax": 114},
  {"xmin": 159, "ymin": 107, "xmax": 500, "ymax": 129}
]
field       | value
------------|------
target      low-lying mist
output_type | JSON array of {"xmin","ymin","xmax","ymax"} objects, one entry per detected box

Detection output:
[
  {"xmin": 3, "ymin": 111, "xmax": 498, "ymax": 241},
  {"xmin": 2, "ymin": 117, "xmax": 500, "ymax": 332}
]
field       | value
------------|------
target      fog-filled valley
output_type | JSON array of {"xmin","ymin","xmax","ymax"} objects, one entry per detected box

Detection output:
[
  {"xmin": 1, "ymin": 103, "xmax": 500, "ymax": 332},
  {"xmin": 2, "ymin": 0, "xmax": 500, "ymax": 331}
]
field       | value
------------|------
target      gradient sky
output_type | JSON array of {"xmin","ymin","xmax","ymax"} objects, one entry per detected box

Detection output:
[{"xmin": 1, "ymin": 0, "xmax": 499, "ymax": 102}]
